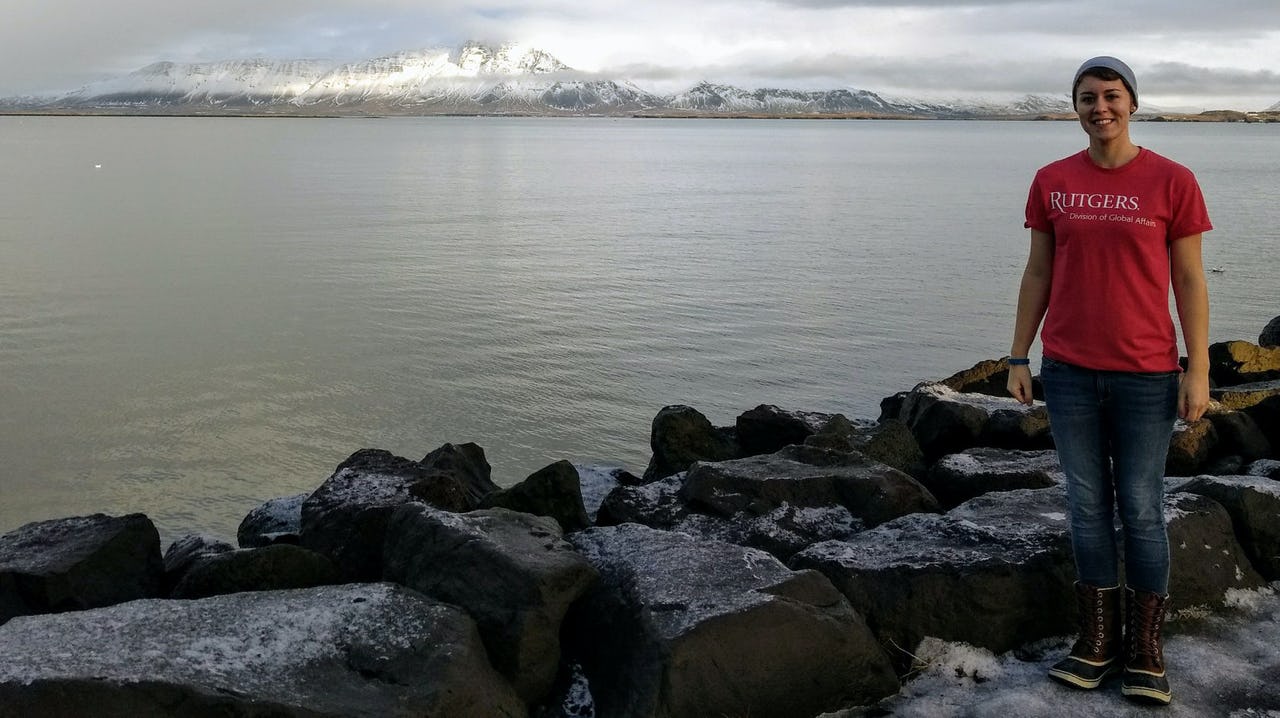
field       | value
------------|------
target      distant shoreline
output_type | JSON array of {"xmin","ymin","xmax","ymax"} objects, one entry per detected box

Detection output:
[{"xmin": 2, "ymin": 108, "xmax": 1278, "ymax": 122}]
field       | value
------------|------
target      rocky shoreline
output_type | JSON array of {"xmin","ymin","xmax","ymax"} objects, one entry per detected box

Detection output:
[{"xmin": 2, "ymin": 323, "xmax": 1279, "ymax": 717}]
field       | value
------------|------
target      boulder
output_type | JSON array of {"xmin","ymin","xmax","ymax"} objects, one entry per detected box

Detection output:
[
  {"xmin": 790, "ymin": 487, "xmax": 1077, "ymax": 664},
  {"xmin": 596, "ymin": 474, "xmax": 691, "ymax": 529},
  {"xmin": 1246, "ymin": 459, "xmax": 1280, "ymax": 480},
  {"xmin": 1208, "ymin": 340, "xmax": 1280, "ymax": 386},
  {"xmin": 573, "ymin": 463, "xmax": 640, "ymax": 522},
  {"xmin": 481, "ymin": 460, "xmax": 592, "ymax": 532},
  {"xmin": 1173, "ymin": 475, "xmax": 1280, "ymax": 580},
  {"xmin": 1205, "ymin": 410, "xmax": 1273, "ymax": 464},
  {"xmin": 1166, "ymin": 419, "xmax": 1219, "ymax": 476},
  {"xmin": 0, "ymin": 514, "xmax": 163, "ymax": 626},
  {"xmin": 567, "ymin": 525, "xmax": 899, "ymax": 718},
  {"xmin": 0, "ymin": 583, "xmax": 526, "ymax": 717},
  {"xmin": 803, "ymin": 415, "xmax": 927, "ymax": 479},
  {"xmin": 735, "ymin": 404, "xmax": 832, "ymax": 456},
  {"xmin": 383, "ymin": 504, "xmax": 598, "ymax": 704},
  {"xmin": 1260, "ymin": 315, "xmax": 1280, "ymax": 348},
  {"xmin": 892, "ymin": 383, "xmax": 1052, "ymax": 460},
  {"xmin": 938, "ymin": 357, "xmax": 1043, "ymax": 400},
  {"xmin": 162, "ymin": 534, "xmax": 234, "ymax": 594},
  {"xmin": 1165, "ymin": 492, "xmax": 1267, "ymax": 607},
  {"xmin": 1244, "ymin": 393, "xmax": 1280, "ymax": 447},
  {"xmin": 237, "ymin": 493, "xmax": 306, "ymax": 548},
  {"xmin": 924, "ymin": 448, "xmax": 1063, "ymax": 509},
  {"xmin": 680, "ymin": 447, "xmax": 939, "ymax": 527},
  {"xmin": 641, "ymin": 405, "xmax": 738, "ymax": 481},
  {"xmin": 170, "ymin": 544, "xmax": 341, "ymax": 600},
  {"xmin": 300, "ymin": 445, "xmax": 497, "ymax": 581},
  {"xmin": 1211, "ymin": 378, "xmax": 1280, "ymax": 412}
]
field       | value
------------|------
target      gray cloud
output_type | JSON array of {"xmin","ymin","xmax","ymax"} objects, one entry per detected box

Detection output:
[{"xmin": 2, "ymin": 0, "xmax": 1276, "ymax": 109}]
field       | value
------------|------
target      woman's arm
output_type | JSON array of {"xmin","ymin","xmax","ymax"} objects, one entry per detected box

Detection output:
[
  {"xmin": 1007, "ymin": 229, "xmax": 1055, "ymax": 405},
  {"xmin": 1171, "ymin": 233, "xmax": 1210, "ymax": 422}
]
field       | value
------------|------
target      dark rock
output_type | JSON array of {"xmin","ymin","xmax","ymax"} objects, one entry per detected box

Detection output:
[
  {"xmin": 804, "ymin": 415, "xmax": 927, "ymax": 479},
  {"xmin": 161, "ymin": 535, "xmax": 234, "ymax": 594},
  {"xmin": 237, "ymin": 493, "xmax": 306, "ymax": 548},
  {"xmin": 1211, "ymin": 378, "xmax": 1280, "ymax": 412},
  {"xmin": 1206, "ymin": 410, "xmax": 1272, "ymax": 463},
  {"xmin": 1205, "ymin": 455, "xmax": 1247, "ymax": 476},
  {"xmin": 791, "ymin": 487, "xmax": 1077, "ymax": 665},
  {"xmin": 735, "ymin": 404, "xmax": 832, "ymax": 456},
  {"xmin": 0, "ymin": 583, "xmax": 526, "ymax": 717},
  {"xmin": 939, "ymin": 357, "xmax": 1043, "ymax": 400},
  {"xmin": 924, "ymin": 448, "xmax": 1062, "ymax": 509},
  {"xmin": 383, "ymin": 504, "xmax": 597, "ymax": 704},
  {"xmin": 894, "ymin": 383, "xmax": 1051, "ymax": 461},
  {"xmin": 641, "ymin": 405, "xmax": 738, "ymax": 481},
  {"xmin": 1208, "ymin": 340, "xmax": 1280, "ymax": 386},
  {"xmin": 573, "ymin": 463, "xmax": 639, "ymax": 522},
  {"xmin": 300, "ymin": 445, "xmax": 496, "ymax": 581},
  {"xmin": 419, "ymin": 442, "xmax": 500, "ymax": 507},
  {"xmin": 1260, "ymin": 315, "xmax": 1280, "ymax": 348},
  {"xmin": 1167, "ymin": 419, "xmax": 1219, "ymax": 476},
  {"xmin": 0, "ymin": 514, "xmax": 163, "ymax": 626},
  {"xmin": 1173, "ymin": 475, "xmax": 1280, "ymax": 580},
  {"xmin": 595, "ymin": 474, "xmax": 691, "ymax": 529},
  {"xmin": 596, "ymin": 470, "xmax": 865, "ymax": 562},
  {"xmin": 170, "ymin": 544, "xmax": 341, "ymax": 599},
  {"xmin": 680, "ymin": 448, "xmax": 939, "ymax": 528},
  {"xmin": 1246, "ymin": 459, "xmax": 1280, "ymax": 480},
  {"xmin": 1165, "ymin": 492, "xmax": 1267, "ymax": 606},
  {"xmin": 567, "ymin": 525, "xmax": 899, "ymax": 717},
  {"xmin": 481, "ymin": 460, "xmax": 592, "ymax": 532},
  {"xmin": 1244, "ymin": 394, "xmax": 1280, "ymax": 448}
]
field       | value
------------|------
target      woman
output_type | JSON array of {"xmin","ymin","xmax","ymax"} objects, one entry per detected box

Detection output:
[{"xmin": 1007, "ymin": 56, "xmax": 1211, "ymax": 706}]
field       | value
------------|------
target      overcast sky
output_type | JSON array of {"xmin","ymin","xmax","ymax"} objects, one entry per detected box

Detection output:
[{"xmin": 3, "ymin": 0, "xmax": 1278, "ymax": 110}]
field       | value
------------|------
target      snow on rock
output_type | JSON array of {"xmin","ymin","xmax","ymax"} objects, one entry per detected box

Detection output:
[
  {"xmin": 0, "ymin": 583, "xmax": 525, "ymax": 717},
  {"xmin": 567, "ymin": 524, "xmax": 898, "ymax": 717}
]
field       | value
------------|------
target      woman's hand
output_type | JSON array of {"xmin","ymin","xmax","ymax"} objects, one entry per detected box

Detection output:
[
  {"xmin": 1007, "ymin": 364, "xmax": 1035, "ymax": 405},
  {"xmin": 1178, "ymin": 371, "xmax": 1210, "ymax": 422}
]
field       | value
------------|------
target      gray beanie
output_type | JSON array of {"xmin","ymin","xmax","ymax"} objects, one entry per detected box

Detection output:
[{"xmin": 1073, "ymin": 56, "xmax": 1138, "ymax": 107}]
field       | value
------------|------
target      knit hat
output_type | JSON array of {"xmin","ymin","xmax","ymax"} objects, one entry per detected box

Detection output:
[{"xmin": 1073, "ymin": 56, "xmax": 1138, "ymax": 107}]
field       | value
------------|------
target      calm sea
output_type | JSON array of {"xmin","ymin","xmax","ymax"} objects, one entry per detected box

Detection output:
[{"xmin": 1, "ymin": 116, "xmax": 1275, "ymax": 542}]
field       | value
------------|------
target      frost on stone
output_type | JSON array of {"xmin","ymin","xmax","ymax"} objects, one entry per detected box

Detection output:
[
  {"xmin": 0, "ymin": 583, "xmax": 479, "ymax": 706},
  {"xmin": 571, "ymin": 525, "xmax": 803, "ymax": 638}
]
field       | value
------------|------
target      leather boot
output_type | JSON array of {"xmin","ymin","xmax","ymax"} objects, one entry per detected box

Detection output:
[
  {"xmin": 1047, "ymin": 582, "xmax": 1122, "ymax": 689},
  {"xmin": 1122, "ymin": 587, "xmax": 1171, "ymax": 705}
]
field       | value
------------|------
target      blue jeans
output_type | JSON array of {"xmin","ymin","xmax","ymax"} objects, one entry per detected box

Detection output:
[{"xmin": 1040, "ymin": 357, "xmax": 1179, "ymax": 595}]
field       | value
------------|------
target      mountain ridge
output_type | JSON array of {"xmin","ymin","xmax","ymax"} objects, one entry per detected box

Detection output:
[{"xmin": 4, "ymin": 42, "xmax": 1275, "ymax": 118}]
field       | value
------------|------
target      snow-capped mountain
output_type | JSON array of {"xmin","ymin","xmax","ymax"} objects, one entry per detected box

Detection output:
[{"xmin": 13, "ymin": 42, "xmax": 1084, "ymax": 118}]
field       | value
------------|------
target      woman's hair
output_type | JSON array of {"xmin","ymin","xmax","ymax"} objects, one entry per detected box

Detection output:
[{"xmin": 1073, "ymin": 67, "xmax": 1138, "ymax": 110}]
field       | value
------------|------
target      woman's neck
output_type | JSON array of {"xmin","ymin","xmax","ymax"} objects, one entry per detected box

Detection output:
[{"xmin": 1088, "ymin": 138, "xmax": 1141, "ymax": 169}]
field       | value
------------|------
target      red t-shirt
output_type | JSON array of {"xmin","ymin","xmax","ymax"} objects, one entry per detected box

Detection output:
[{"xmin": 1025, "ymin": 148, "xmax": 1212, "ymax": 373}]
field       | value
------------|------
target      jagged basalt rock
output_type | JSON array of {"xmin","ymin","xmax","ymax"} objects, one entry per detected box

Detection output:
[
  {"xmin": 925, "ymin": 448, "xmax": 1063, "ymax": 509},
  {"xmin": 237, "ymin": 492, "xmax": 306, "ymax": 547},
  {"xmin": 1211, "ymin": 379, "xmax": 1280, "ymax": 412},
  {"xmin": 161, "ymin": 534, "xmax": 234, "ymax": 594},
  {"xmin": 641, "ymin": 405, "xmax": 738, "ymax": 481},
  {"xmin": 383, "ymin": 504, "xmax": 597, "ymax": 704},
  {"xmin": 1209, "ymin": 340, "xmax": 1280, "ymax": 386},
  {"xmin": 481, "ymin": 460, "xmax": 592, "ymax": 532},
  {"xmin": 1173, "ymin": 475, "xmax": 1280, "ymax": 580},
  {"xmin": 790, "ymin": 487, "xmax": 1076, "ymax": 666},
  {"xmin": 1167, "ymin": 419, "xmax": 1220, "ymax": 476},
  {"xmin": 1260, "ymin": 315, "xmax": 1280, "ymax": 348},
  {"xmin": 169, "ymin": 544, "xmax": 341, "ymax": 600},
  {"xmin": 891, "ymin": 382, "xmax": 1052, "ymax": 460},
  {"xmin": 803, "ymin": 415, "xmax": 927, "ymax": 479},
  {"xmin": 300, "ymin": 444, "xmax": 498, "ymax": 581},
  {"xmin": 0, "ymin": 513, "xmax": 163, "ymax": 626},
  {"xmin": 567, "ymin": 524, "xmax": 899, "ymax": 718},
  {"xmin": 0, "ymin": 583, "xmax": 526, "ymax": 717},
  {"xmin": 734, "ymin": 404, "xmax": 832, "ymax": 456},
  {"xmin": 1165, "ymin": 492, "xmax": 1267, "ymax": 606}
]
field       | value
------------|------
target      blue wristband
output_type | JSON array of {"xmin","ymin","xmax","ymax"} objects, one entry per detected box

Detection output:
[{"xmin": 1008, "ymin": 357, "xmax": 1031, "ymax": 366}]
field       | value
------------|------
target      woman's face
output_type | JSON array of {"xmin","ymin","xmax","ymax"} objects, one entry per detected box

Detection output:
[{"xmin": 1074, "ymin": 75, "xmax": 1134, "ymax": 144}]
